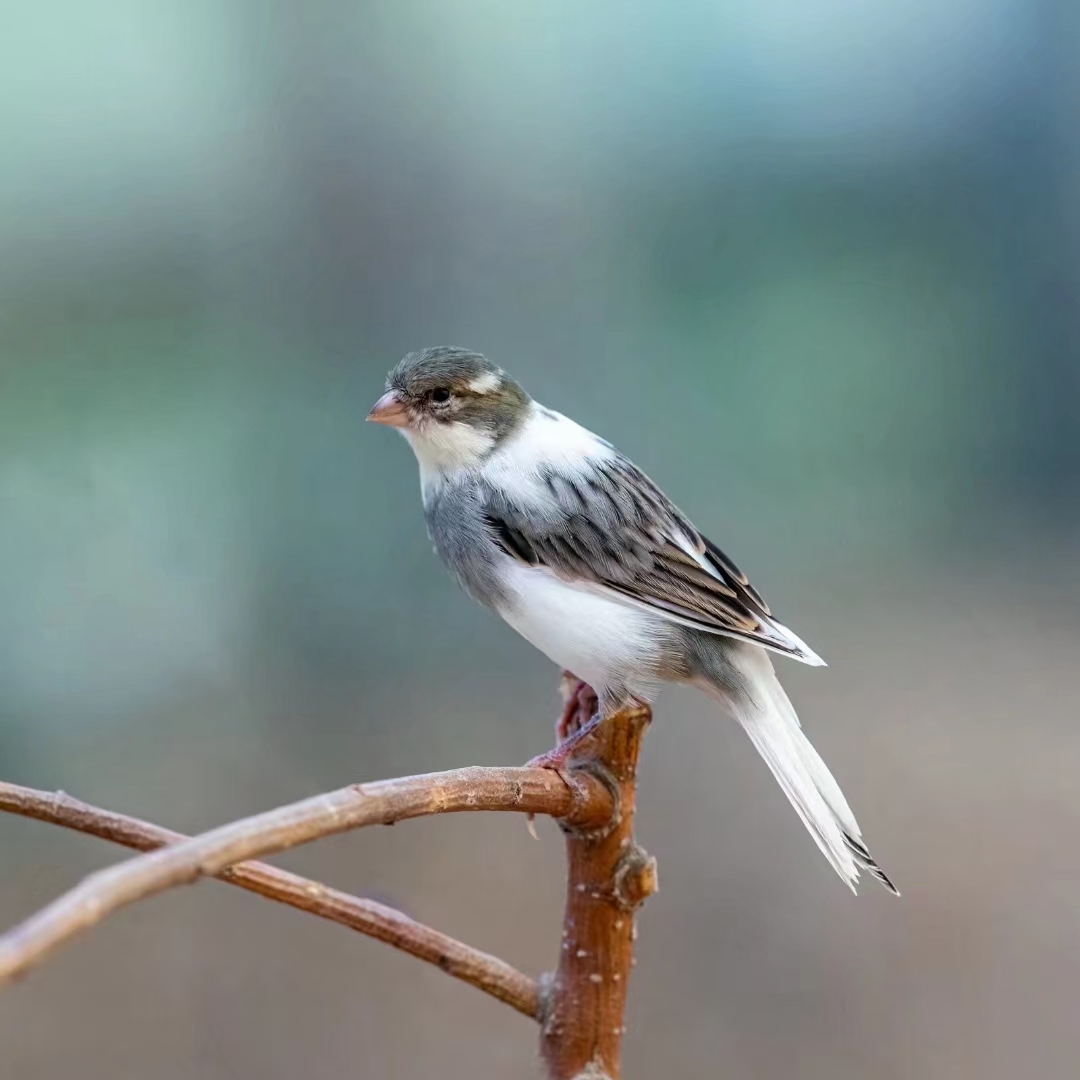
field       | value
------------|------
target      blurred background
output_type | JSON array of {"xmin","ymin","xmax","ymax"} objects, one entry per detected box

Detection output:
[{"xmin": 2, "ymin": 0, "xmax": 1079, "ymax": 1076}]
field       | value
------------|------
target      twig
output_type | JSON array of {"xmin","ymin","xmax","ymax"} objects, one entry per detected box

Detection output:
[
  {"xmin": 0, "ymin": 766, "xmax": 614, "ymax": 987},
  {"xmin": 0, "ymin": 782, "xmax": 540, "ymax": 1017},
  {"xmin": 540, "ymin": 686, "xmax": 656, "ymax": 1080}
]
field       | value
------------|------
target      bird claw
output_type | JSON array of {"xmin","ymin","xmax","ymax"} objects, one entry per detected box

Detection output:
[{"xmin": 525, "ymin": 710, "xmax": 606, "ymax": 779}]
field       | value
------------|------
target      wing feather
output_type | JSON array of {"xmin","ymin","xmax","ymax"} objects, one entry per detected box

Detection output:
[{"xmin": 483, "ymin": 454, "xmax": 824, "ymax": 665}]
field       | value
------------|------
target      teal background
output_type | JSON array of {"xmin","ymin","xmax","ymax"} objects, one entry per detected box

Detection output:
[{"xmin": 2, "ymin": 2, "xmax": 1079, "ymax": 1077}]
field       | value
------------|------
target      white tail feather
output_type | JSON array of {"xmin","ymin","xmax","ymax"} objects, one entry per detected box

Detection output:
[{"xmin": 717, "ymin": 646, "xmax": 898, "ymax": 895}]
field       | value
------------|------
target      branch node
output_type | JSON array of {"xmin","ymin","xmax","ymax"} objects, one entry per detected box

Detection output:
[
  {"xmin": 558, "ymin": 760, "xmax": 622, "ymax": 841},
  {"xmin": 611, "ymin": 843, "xmax": 659, "ymax": 911}
]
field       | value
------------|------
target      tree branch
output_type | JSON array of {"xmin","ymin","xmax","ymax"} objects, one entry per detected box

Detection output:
[
  {"xmin": 540, "ymin": 685, "xmax": 656, "ymax": 1080},
  {"xmin": 0, "ymin": 782, "xmax": 540, "ymax": 1017},
  {"xmin": 1, "ymin": 688, "xmax": 659, "ymax": 1078},
  {"xmin": 0, "ymin": 765, "xmax": 614, "ymax": 988}
]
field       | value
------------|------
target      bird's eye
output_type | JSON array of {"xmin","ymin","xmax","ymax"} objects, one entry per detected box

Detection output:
[{"xmin": 431, "ymin": 387, "xmax": 451, "ymax": 403}]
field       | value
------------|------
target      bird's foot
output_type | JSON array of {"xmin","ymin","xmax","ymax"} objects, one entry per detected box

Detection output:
[
  {"xmin": 526, "ymin": 711, "xmax": 606, "ymax": 776},
  {"xmin": 523, "ymin": 675, "xmax": 604, "ymax": 836},
  {"xmin": 527, "ymin": 673, "xmax": 604, "ymax": 778},
  {"xmin": 555, "ymin": 674, "xmax": 599, "ymax": 742}
]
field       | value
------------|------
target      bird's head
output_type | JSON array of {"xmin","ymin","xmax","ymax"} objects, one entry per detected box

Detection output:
[{"xmin": 369, "ymin": 347, "xmax": 530, "ymax": 477}]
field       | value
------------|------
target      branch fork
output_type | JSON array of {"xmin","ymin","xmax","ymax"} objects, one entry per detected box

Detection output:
[{"xmin": 0, "ymin": 678, "xmax": 657, "ymax": 1080}]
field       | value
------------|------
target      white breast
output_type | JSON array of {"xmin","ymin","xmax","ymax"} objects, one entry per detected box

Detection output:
[{"xmin": 497, "ymin": 560, "xmax": 666, "ymax": 701}]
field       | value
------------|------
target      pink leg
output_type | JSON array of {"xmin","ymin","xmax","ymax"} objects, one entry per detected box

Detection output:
[
  {"xmin": 555, "ymin": 676, "xmax": 600, "ymax": 742},
  {"xmin": 527, "ymin": 673, "xmax": 603, "ymax": 774}
]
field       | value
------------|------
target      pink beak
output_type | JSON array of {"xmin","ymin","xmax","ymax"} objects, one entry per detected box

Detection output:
[{"xmin": 367, "ymin": 389, "xmax": 411, "ymax": 428}]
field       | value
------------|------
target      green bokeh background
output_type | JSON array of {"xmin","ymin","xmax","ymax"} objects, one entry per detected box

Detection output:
[{"xmin": 2, "ymin": 2, "xmax": 1079, "ymax": 1077}]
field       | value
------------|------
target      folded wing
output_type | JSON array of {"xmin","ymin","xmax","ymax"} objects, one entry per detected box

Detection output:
[{"xmin": 482, "ymin": 455, "xmax": 825, "ymax": 666}]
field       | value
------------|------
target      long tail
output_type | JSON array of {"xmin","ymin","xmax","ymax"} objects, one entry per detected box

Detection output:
[{"xmin": 712, "ymin": 645, "xmax": 898, "ymax": 895}]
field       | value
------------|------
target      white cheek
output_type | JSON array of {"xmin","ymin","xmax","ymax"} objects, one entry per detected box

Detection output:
[{"xmin": 403, "ymin": 421, "xmax": 495, "ymax": 494}]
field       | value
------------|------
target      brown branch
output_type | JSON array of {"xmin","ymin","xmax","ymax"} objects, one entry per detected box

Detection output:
[
  {"xmin": 0, "ymin": 782, "xmax": 540, "ymax": 1017},
  {"xmin": 540, "ymin": 685, "xmax": 657, "ymax": 1080},
  {"xmin": 0, "ymin": 765, "xmax": 614, "ymax": 989},
  {"xmin": 1, "ymin": 687, "xmax": 659, "ymax": 1077}
]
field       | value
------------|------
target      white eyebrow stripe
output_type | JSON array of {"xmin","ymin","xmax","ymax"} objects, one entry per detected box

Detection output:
[{"xmin": 467, "ymin": 371, "xmax": 503, "ymax": 394}]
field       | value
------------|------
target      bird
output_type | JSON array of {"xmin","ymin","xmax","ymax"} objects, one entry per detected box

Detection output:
[{"xmin": 369, "ymin": 345, "xmax": 897, "ymax": 895}]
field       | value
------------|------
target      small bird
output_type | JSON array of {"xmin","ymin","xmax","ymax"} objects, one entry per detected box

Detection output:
[{"xmin": 370, "ymin": 346, "xmax": 896, "ymax": 894}]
